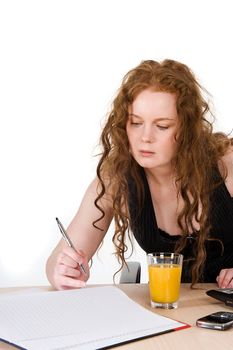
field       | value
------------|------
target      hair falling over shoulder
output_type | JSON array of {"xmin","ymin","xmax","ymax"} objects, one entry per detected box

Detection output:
[{"xmin": 93, "ymin": 59, "xmax": 233, "ymax": 285}]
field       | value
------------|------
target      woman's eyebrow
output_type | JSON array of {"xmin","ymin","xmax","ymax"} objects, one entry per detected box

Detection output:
[
  {"xmin": 128, "ymin": 113, "xmax": 175, "ymax": 121},
  {"xmin": 128, "ymin": 113, "xmax": 142, "ymax": 119}
]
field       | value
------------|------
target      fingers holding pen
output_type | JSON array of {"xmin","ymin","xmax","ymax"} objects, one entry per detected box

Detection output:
[
  {"xmin": 58, "ymin": 248, "xmax": 88, "ymax": 276},
  {"xmin": 56, "ymin": 276, "xmax": 86, "ymax": 291},
  {"xmin": 53, "ymin": 247, "xmax": 89, "ymax": 290},
  {"xmin": 58, "ymin": 263, "xmax": 82, "ymax": 278},
  {"xmin": 58, "ymin": 246, "xmax": 83, "ymax": 268},
  {"xmin": 54, "ymin": 218, "xmax": 89, "ymax": 288}
]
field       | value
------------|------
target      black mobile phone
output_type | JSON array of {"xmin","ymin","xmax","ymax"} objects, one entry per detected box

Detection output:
[
  {"xmin": 206, "ymin": 289, "xmax": 233, "ymax": 307},
  {"xmin": 196, "ymin": 311, "xmax": 233, "ymax": 330}
]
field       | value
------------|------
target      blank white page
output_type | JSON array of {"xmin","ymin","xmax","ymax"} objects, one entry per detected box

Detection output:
[{"xmin": 0, "ymin": 286, "xmax": 187, "ymax": 350}]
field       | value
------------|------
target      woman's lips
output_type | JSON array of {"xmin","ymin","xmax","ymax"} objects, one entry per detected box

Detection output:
[{"xmin": 140, "ymin": 150, "xmax": 155, "ymax": 157}]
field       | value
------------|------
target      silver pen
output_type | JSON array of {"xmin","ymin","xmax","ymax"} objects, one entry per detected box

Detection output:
[{"xmin": 55, "ymin": 217, "xmax": 86, "ymax": 274}]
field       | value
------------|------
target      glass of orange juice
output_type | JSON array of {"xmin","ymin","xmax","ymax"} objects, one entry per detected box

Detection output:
[{"xmin": 147, "ymin": 252, "xmax": 183, "ymax": 309}]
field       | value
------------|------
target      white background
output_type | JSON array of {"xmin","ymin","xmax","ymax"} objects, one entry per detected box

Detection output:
[{"xmin": 0, "ymin": 0, "xmax": 232, "ymax": 287}]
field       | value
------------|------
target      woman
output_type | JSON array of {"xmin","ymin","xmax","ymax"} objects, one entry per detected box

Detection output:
[{"xmin": 46, "ymin": 59, "xmax": 233, "ymax": 290}]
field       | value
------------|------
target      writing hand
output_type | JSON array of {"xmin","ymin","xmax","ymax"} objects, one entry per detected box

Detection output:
[{"xmin": 53, "ymin": 246, "xmax": 89, "ymax": 290}]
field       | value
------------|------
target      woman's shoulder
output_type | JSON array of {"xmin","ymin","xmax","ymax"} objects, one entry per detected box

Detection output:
[
  {"xmin": 219, "ymin": 146, "xmax": 233, "ymax": 196},
  {"xmin": 220, "ymin": 145, "xmax": 233, "ymax": 170}
]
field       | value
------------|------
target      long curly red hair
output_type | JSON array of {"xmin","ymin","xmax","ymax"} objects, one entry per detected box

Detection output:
[{"xmin": 93, "ymin": 59, "xmax": 232, "ymax": 284}]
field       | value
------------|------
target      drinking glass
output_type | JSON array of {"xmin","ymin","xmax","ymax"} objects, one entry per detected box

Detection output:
[{"xmin": 147, "ymin": 252, "xmax": 183, "ymax": 309}]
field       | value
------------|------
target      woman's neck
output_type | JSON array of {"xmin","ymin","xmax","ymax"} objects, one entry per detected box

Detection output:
[{"xmin": 144, "ymin": 166, "xmax": 176, "ymax": 187}]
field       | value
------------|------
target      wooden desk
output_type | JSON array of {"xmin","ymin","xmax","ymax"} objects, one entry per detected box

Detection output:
[
  {"xmin": 0, "ymin": 284, "xmax": 232, "ymax": 350},
  {"xmin": 118, "ymin": 283, "xmax": 233, "ymax": 349}
]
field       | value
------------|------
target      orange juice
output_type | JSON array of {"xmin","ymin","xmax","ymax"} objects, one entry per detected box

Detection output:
[{"xmin": 148, "ymin": 264, "xmax": 182, "ymax": 303}]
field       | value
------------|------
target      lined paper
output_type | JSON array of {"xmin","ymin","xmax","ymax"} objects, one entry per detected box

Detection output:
[{"xmin": 0, "ymin": 286, "xmax": 187, "ymax": 350}]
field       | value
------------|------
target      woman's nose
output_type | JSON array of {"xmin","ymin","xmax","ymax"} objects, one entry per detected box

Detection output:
[{"xmin": 141, "ymin": 125, "xmax": 154, "ymax": 143}]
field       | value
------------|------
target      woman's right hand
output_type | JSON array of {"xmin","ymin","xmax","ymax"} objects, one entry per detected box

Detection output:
[{"xmin": 51, "ymin": 246, "xmax": 90, "ymax": 290}]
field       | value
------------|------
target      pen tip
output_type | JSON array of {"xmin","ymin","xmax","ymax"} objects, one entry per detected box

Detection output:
[{"xmin": 55, "ymin": 217, "xmax": 58, "ymax": 221}]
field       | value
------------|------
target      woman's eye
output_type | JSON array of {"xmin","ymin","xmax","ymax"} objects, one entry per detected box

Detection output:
[
  {"xmin": 131, "ymin": 122, "xmax": 142, "ymax": 126},
  {"xmin": 157, "ymin": 125, "xmax": 169, "ymax": 130}
]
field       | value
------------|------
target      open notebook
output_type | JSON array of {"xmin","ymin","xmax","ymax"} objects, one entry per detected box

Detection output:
[{"xmin": 0, "ymin": 286, "xmax": 189, "ymax": 350}]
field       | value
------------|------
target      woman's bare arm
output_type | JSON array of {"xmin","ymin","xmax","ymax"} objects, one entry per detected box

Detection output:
[
  {"xmin": 216, "ymin": 147, "xmax": 233, "ymax": 288},
  {"xmin": 46, "ymin": 177, "xmax": 113, "ymax": 290}
]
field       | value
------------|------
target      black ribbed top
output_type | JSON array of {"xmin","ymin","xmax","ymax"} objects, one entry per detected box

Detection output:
[{"xmin": 128, "ymin": 168, "xmax": 233, "ymax": 282}]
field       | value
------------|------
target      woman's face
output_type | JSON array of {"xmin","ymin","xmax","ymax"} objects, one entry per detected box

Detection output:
[{"xmin": 126, "ymin": 89, "xmax": 179, "ymax": 171}]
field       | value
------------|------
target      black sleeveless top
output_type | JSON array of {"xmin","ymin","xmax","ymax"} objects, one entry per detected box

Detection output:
[{"xmin": 128, "ymin": 168, "xmax": 233, "ymax": 282}]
